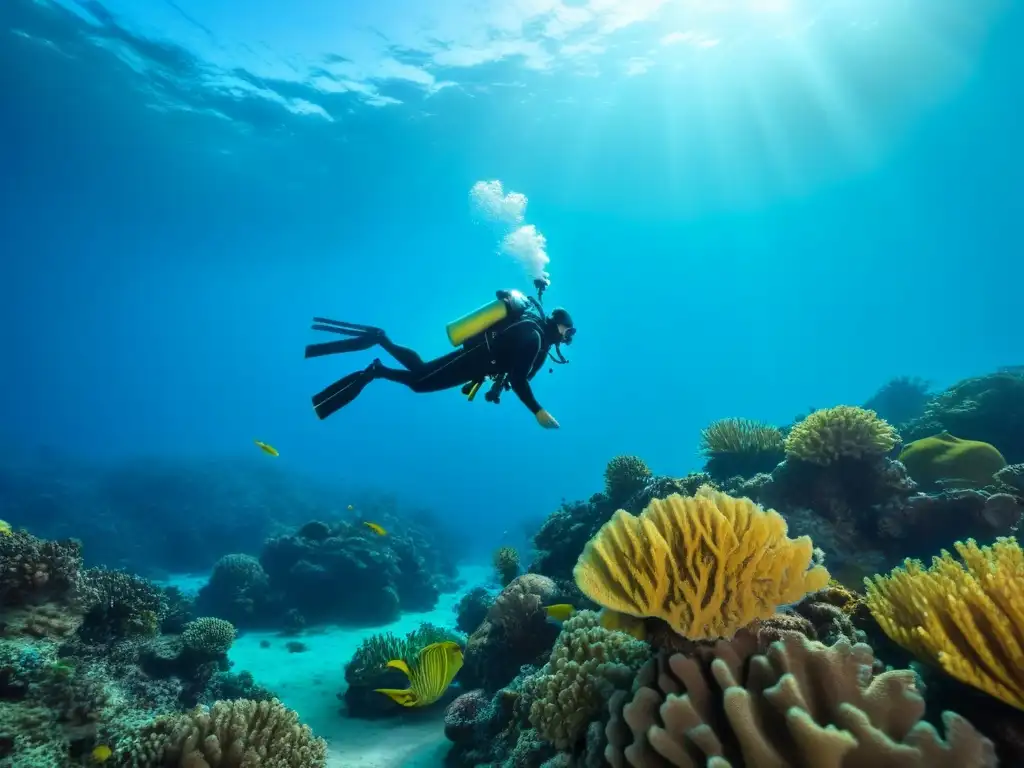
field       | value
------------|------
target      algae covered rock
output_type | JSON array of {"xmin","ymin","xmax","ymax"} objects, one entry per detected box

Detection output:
[{"xmin": 899, "ymin": 431, "xmax": 1007, "ymax": 489}]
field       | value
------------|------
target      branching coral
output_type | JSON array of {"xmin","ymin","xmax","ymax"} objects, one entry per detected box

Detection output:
[
  {"xmin": 525, "ymin": 610, "xmax": 649, "ymax": 750},
  {"xmin": 78, "ymin": 568, "xmax": 167, "ymax": 641},
  {"xmin": 698, "ymin": 418, "xmax": 784, "ymax": 481},
  {"xmin": 604, "ymin": 632, "xmax": 995, "ymax": 767},
  {"xmin": 604, "ymin": 456, "xmax": 653, "ymax": 503},
  {"xmin": 865, "ymin": 536, "xmax": 1024, "ymax": 711},
  {"xmin": 785, "ymin": 405, "xmax": 899, "ymax": 465},
  {"xmin": 121, "ymin": 697, "xmax": 327, "ymax": 767},
  {"xmin": 181, "ymin": 618, "xmax": 237, "ymax": 656},
  {"xmin": 573, "ymin": 486, "xmax": 829, "ymax": 640},
  {"xmin": 493, "ymin": 547, "xmax": 520, "ymax": 587},
  {"xmin": 0, "ymin": 530, "xmax": 84, "ymax": 606}
]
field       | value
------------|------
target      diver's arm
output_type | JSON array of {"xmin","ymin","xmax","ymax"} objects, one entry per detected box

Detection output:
[{"xmin": 506, "ymin": 329, "xmax": 544, "ymax": 414}]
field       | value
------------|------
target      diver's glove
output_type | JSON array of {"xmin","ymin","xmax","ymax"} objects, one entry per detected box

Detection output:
[{"xmin": 535, "ymin": 409, "xmax": 560, "ymax": 429}]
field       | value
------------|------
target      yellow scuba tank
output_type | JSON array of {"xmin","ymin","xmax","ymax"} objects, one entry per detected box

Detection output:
[{"xmin": 445, "ymin": 289, "xmax": 531, "ymax": 347}]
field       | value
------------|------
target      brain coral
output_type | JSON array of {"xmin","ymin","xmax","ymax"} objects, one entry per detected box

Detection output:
[{"xmin": 898, "ymin": 432, "xmax": 1007, "ymax": 489}]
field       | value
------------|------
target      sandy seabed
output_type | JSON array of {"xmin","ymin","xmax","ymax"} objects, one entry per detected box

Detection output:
[{"xmin": 171, "ymin": 565, "xmax": 490, "ymax": 768}]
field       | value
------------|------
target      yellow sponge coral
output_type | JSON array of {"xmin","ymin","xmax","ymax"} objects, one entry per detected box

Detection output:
[
  {"xmin": 898, "ymin": 432, "xmax": 1007, "ymax": 489},
  {"xmin": 865, "ymin": 536, "xmax": 1024, "ymax": 711},
  {"xmin": 785, "ymin": 405, "xmax": 898, "ymax": 465},
  {"xmin": 573, "ymin": 485, "xmax": 829, "ymax": 640}
]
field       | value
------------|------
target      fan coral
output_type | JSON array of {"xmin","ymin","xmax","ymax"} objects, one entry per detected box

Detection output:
[
  {"xmin": 493, "ymin": 546, "xmax": 520, "ymax": 587},
  {"xmin": 604, "ymin": 631, "xmax": 995, "ymax": 767},
  {"xmin": 865, "ymin": 536, "xmax": 1024, "ymax": 711},
  {"xmin": 604, "ymin": 456, "xmax": 653, "ymax": 502},
  {"xmin": 181, "ymin": 617, "xmax": 237, "ymax": 656},
  {"xmin": 898, "ymin": 432, "xmax": 1007, "ymax": 489},
  {"xmin": 573, "ymin": 486, "xmax": 829, "ymax": 640},
  {"xmin": 698, "ymin": 418, "xmax": 784, "ymax": 481},
  {"xmin": 121, "ymin": 697, "xmax": 327, "ymax": 767},
  {"xmin": 785, "ymin": 405, "xmax": 899, "ymax": 465},
  {"xmin": 525, "ymin": 610, "xmax": 649, "ymax": 750}
]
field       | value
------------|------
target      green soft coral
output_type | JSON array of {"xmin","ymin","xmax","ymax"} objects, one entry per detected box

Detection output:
[
  {"xmin": 525, "ymin": 610, "xmax": 649, "ymax": 750},
  {"xmin": 898, "ymin": 431, "xmax": 1007, "ymax": 489}
]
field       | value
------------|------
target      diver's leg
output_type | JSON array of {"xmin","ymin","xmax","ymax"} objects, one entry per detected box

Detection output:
[
  {"xmin": 377, "ymin": 337, "xmax": 426, "ymax": 371},
  {"xmin": 374, "ymin": 347, "xmax": 487, "ymax": 393}
]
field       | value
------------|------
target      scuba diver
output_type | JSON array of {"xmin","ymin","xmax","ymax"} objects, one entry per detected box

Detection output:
[{"xmin": 305, "ymin": 280, "xmax": 575, "ymax": 429}]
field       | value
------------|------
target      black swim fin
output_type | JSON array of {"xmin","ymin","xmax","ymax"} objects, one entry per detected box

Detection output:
[
  {"xmin": 305, "ymin": 320, "xmax": 385, "ymax": 359},
  {"xmin": 312, "ymin": 360, "xmax": 381, "ymax": 420}
]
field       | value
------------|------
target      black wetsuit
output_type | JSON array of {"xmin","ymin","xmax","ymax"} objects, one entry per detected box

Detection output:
[{"xmin": 310, "ymin": 317, "xmax": 553, "ymax": 420}]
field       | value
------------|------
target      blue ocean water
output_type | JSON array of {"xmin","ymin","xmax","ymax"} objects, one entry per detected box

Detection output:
[
  {"xmin": 2, "ymin": 0, "xmax": 1021, "ymax": 551},
  {"xmin": 2, "ymin": 1, "xmax": 1024, "ymax": 764}
]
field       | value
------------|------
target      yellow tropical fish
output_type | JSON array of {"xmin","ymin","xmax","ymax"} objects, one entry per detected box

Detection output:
[
  {"xmin": 599, "ymin": 609, "xmax": 647, "ymax": 641},
  {"xmin": 375, "ymin": 641, "xmax": 464, "ymax": 707},
  {"xmin": 363, "ymin": 521, "xmax": 387, "ymax": 536},
  {"xmin": 254, "ymin": 440, "xmax": 279, "ymax": 457},
  {"xmin": 91, "ymin": 744, "xmax": 112, "ymax": 763},
  {"xmin": 544, "ymin": 603, "xmax": 575, "ymax": 622},
  {"xmin": 0, "ymin": 520, "xmax": 11, "ymax": 537}
]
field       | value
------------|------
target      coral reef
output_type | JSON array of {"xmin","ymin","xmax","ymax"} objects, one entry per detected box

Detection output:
[
  {"xmin": 454, "ymin": 586, "xmax": 494, "ymax": 634},
  {"xmin": 864, "ymin": 375, "xmax": 932, "ymax": 429},
  {"xmin": 461, "ymin": 574, "xmax": 562, "ymax": 692},
  {"xmin": 194, "ymin": 554, "xmax": 271, "ymax": 628},
  {"xmin": 784, "ymin": 405, "xmax": 899, "ymax": 465},
  {"xmin": 0, "ymin": 529, "xmax": 298, "ymax": 766},
  {"xmin": 698, "ymin": 418, "xmax": 784, "ymax": 482},
  {"xmin": 493, "ymin": 546, "xmax": 520, "ymax": 587},
  {"xmin": 865, "ymin": 536, "xmax": 1024, "ymax": 711},
  {"xmin": 117, "ymin": 697, "xmax": 327, "ymax": 767},
  {"xmin": 342, "ymin": 622, "xmax": 464, "ymax": 718},
  {"xmin": 901, "ymin": 371, "xmax": 1024, "ymax": 463},
  {"xmin": 0, "ymin": 456, "xmax": 465, "ymax": 585},
  {"xmin": 77, "ymin": 568, "xmax": 167, "ymax": 642},
  {"xmin": 529, "ymin": 471, "xmax": 717, "ymax": 583},
  {"xmin": 604, "ymin": 456, "xmax": 654, "ymax": 504},
  {"xmin": 526, "ymin": 610, "xmax": 649, "ymax": 750},
  {"xmin": 604, "ymin": 632, "xmax": 996, "ymax": 767},
  {"xmin": 573, "ymin": 487, "xmax": 829, "ymax": 640},
  {"xmin": 0, "ymin": 529, "xmax": 84, "ymax": 608},
  {"xmin": 995, "ymin": 463, "xmax": 1024, "ymax": 493},
  {"xmin": 180, "ymin": 618, "xmax": 236, "ymax": 656},
  {"xmin": 898, "ymin": 432, "xmax": 1007, "ymax": 490},
  {"xmin": 240, "ymin": 517, "xmax": 449, "ymax": 628}
]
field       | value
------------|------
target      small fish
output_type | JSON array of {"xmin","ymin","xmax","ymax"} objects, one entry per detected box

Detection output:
[
  {"xmin": 347, "ymin": 504, "xmax": 355, "ymax": 511},
  {"xmin": 363, "ymin": 521, "xmax": 387, "ymax": 536},
  {"xmin": 0, "ymin": 519, "xmax": 11, "ymax": 537},
  {"xmin": 544, "ymin": 603, "xmax": 575, "ymax": 623},
  {"xmin": 254, "ymin": 440, "xmax": 279, "ymax": 457},
  {"xmin": 374, "ymin": 641, "xmax": 464, "ymax": 707},
  {"xmin": 91, "ymin": 744, "xmax": 112, "ymax": 763}
]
